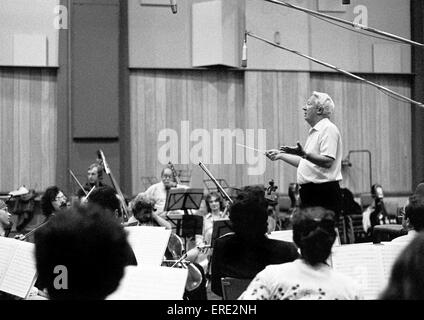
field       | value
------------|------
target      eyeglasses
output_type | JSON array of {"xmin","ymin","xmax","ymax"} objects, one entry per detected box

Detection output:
[{"xmin": 55, "ymin": 194, "xmax": 66, "ymax": 201}]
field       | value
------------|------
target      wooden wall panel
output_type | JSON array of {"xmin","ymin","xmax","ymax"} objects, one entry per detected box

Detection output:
[
  {"xmin": 130, "ymin": 69, "xmax": 245, "ymax": 194},
  {"xmin": 130, "ymin": 70, "xmax": 412, "ymax": 196},
  {"xmin": 0, "ymin": 68, "xmax": 57, "ymax": 192},
  {"xmin": 310, "ymin": 74, "xmax": 412, "ymax": 194}
]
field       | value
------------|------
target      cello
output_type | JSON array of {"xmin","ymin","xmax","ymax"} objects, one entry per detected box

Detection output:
[{"xmin": 96, "ymin": 150, "xmax": 130, "ymax": 222}]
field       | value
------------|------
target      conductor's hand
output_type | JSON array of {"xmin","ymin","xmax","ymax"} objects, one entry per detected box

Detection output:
[
  {"xmin": 265, "ymin": 149, "xmax": 282, "ymax": 161},
  {"xmin": 280, "ymin": 142, "xmax": 306, "ymax": 157}
]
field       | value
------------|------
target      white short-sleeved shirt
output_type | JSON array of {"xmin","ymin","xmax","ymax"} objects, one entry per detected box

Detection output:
[
  {"xmin": 239, "ymin": 259, "xmax": 363, "ymax": 300},
  {"xmin": 139, "ymin": 182, "xmax": 187, "ymax": 216},
  {"xmin": 297, "ymin": 118, "xmax": 343, "ymax": 185}
]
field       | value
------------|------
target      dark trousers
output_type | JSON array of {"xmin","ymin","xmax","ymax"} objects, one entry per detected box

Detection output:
[{"xmin": 299, "ymin": 181, "xmax": 342, "ymax": 218}]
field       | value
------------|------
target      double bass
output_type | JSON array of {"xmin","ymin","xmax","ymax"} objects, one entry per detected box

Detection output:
[{"xmin": 97, "ymin": 150, "xmax": 130, "ymax": 222}]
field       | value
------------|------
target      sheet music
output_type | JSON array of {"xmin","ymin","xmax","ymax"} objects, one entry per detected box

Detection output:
[
  {"xmin": 268, "ymin": 230, "xmax": 293, "ymax": 242},
  {"xmin": 269, "ymin": 229, "xmax": 341, "ymax": 246},
  {"xmin": 0, "ymin": 237, "xmax": 18, "ymax": 284},
  {"xmin": 380, "ymin": 242, "xmax": 405, "ymax": 277},
  {"xmin": 0, "ymin": 240, "xmax": 37, "ymax": 299},
  {"xmin": 331, "ymin": 243, "xmax": 404, "ymax": 299},
  {"xmin": 125, "ymin": 226, "xmax": 171, "ymax": 266},
  {"xmin": 107, "ymin": 266, "xmax": 188, "ymax": 300}
]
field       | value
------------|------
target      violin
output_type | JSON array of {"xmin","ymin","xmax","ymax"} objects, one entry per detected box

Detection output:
[
  {"xmin": 97, "ymin": 150, "xmax": 130, "ymax": 222},
  {"xmin": 15, "ymin": 214, "xmax": 55, "ymax": 241}
]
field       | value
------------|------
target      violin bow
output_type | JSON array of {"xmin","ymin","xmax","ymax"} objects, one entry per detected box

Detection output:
[
  {"xmin": 69, "ymin": 169, "xmax": 88, "ymax": 196},
  {"xmin": 198, "ymin": 162, "xmax": 233, "ymax": 204}
]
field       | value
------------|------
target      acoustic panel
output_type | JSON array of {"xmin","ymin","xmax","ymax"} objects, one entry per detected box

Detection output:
[
  {"xmin": 71, "ymin": 1, "xmax": 120, "ymax": 138},
  {"xmin": 13, "ymin": 34, "xmax": 47, "ymax": 66},
  {"xmin": 317, "ymin": 0, "xmax": 347, "ymax": 12},
  {"xmin": 373, "ymin": 44, "xmax": 402, "ymax": 73},
  {"xmin": 192, "ymin": 0, "xmax": 242, "ymax": 68}
]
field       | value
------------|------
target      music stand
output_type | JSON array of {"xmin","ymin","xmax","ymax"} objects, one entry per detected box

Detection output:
[
  {"xmin": 164, "ymin": 188, "xmax": 204, "ymax": 242},
  {"xmin": 211, "ymin": 219, "xmax": 233, "ymax": 248}
]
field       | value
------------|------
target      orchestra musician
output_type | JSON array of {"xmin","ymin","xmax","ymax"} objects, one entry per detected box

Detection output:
[
  {"xmin": 126, "ymin": 195, "xmax": 172, "ymax": 229},
  {"xmin": 211, "ymin": 186, "xmax": 299, "ymax": 297},
  {"xmin": 86, "ymin": 185, "xmax": 137, "ymax": 266},
  {"xmin": 34, "ymin": 206, "xmax": 131, "ymax": 300},
  {"xmin": 239, "ymin": 207, "xmax": 363, "ymax": 300},
  {"xmin": 0, "ymin": 200, "xmax": 12, "ymax": 237},
  {"xmin": 14, "ymin": 186, "xmax": 68, "ymax": 241},
  {"xmin": 134, "ymin": 167, "xmax": 188, "ymax": 218},
  {"xmin": 76, "ymin": 163, "xmax": 107, "ymax": 199},
  {"xmin": 186, "ymin": 192, "xmax": 229, "ymax": 275}
]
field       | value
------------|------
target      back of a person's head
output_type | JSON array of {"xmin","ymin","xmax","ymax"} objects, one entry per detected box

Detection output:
[
  {"xmin": 88, "ymin": 186, "xmax": 120, "ymax": 214},
  {"xmin": 410, "ymin": 183, "xmax": 424, "ymax": 207},
  {"xmin": 404, "ymin": 205, "xmax": 424, "ymax": 231},
  {"xmin": 380, "ymin": 232, "xmax": 424, "ymax": 300},
  {"xmin": 34, "ymin": 206, "xmax": 130, "ymax": 300},
  {"xmin": 292, "ymin": 207, "xmax": 336, "ymax": 266},
  {"xmin": 229, "ymin": 185, "xmax": 268, "ymax": 240}
]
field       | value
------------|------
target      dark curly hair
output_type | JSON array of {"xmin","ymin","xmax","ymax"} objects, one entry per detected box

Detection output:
[
  {"xmin": 292, "ymin": 207, "xmax": 336, "ymax": 266},
  {"xmin": 131, "ymin": 197, "xmax": 155, "ymax": 216},
  {"xmin": 41, "ymin": 186, "xmax": 61, "ymax": 218},
  {"xmin": 34, "ymin": 205, "xmax": 131, "ymax": 300},
  {"xmin": 88, "ymin": 186, "xmax": 120, "ymax": 215},
  {"xmin": 229, "ymin": 185, "xmax": 268, "ymax": 241}
]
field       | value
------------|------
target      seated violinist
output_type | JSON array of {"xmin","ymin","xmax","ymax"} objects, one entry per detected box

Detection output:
[
  {"xmin": 126, "ymin": 195, "xmax": 172, "ymax": 229},
  {"xmin": 0, "ymin": 200, "xmax": 12, "ymax": 237},
  {"xmin": 135, "ymin": 167, "xmax": 188, "ymax": 218},
  {"xmin": 186, "ymin": 192, "xmax": 229, "ymax": 274},
  {"xmin": 14, "ymin": 186, "xmax": 68, "ymax": 241},
  {"xmin": 76, "ymin": 163, "xmax": 107, "ymax": 199}
]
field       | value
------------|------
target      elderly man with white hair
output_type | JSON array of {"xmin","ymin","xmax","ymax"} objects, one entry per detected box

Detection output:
[{"xmin": 267, "ymin": 91, "xmax": 343, "ymax": 217}]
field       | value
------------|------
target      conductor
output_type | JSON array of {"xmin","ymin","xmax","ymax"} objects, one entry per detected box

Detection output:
[{"xmin": 266, "ymin": 91, "xmax": 343, "ymax": 217}]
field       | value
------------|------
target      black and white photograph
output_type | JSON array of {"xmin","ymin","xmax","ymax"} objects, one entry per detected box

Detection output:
[{"xmin": 0, "ymin": 0, "xmax": 423, "ymax": 309}]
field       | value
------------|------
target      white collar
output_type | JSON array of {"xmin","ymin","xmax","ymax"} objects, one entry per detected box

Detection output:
[{"xmin": 309, "ymin": 118, "xmax": 331, "ymax": 134}]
